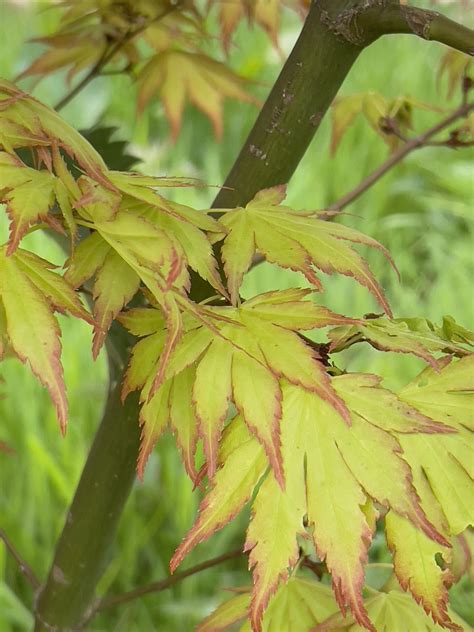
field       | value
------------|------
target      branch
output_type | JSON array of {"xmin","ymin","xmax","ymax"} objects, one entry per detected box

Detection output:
[
  {"xmin": 83, "ymin": 548, "xmax": 244, "ymax": 623},
  {"xmin": 327, "ymin": 100, "xmax": 474, "ymax": 213},
  {"xmin": 0, "ymin": 528, "xmax": 41, "ymax": 590},
  {"xmin": 322, "ymin": 3, "xmax": 474, "ymax": 56}
]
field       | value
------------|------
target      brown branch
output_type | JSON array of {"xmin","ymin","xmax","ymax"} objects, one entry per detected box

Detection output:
[
  {"xmin": 83, "ymin": 548, "xmax": 244, "ymax": 624},
  {"xmin": 0, "ymin": 528, "xmax": 41, "ymax": 590},
  {"xmin": 327, "ymin": 100, "xmax": 474, "ymax": 213}
]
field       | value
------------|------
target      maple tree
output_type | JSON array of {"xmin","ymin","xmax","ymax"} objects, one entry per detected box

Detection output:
[{"xmin": 0, "ymin": 1, "xmax": 473, "ymax": 631}]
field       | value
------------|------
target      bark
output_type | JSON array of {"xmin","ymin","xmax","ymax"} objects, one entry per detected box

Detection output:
[{"xmin": 33, "ymin": 1, "xmax": 474, "ymax": 629}]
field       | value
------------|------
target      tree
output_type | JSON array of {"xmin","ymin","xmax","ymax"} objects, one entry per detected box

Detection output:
[{"xmin": 0, "ymin": 1, "xmax": 473, "ymax": 630}]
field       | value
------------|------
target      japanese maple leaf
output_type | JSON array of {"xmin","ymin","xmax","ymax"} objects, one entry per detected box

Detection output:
[
  {"xmin": 382, "ymin": 356, "xmax": 474, "ymax": 631},
  {"xmin": 65, "ymin": 209, "xmax": 186, "ymax": 357},
  {"xmin": 328, "ymin": 316, "xmax": 473, "ymax": 367},
  {"xmin": 137, "ymin": 50, "xmax": 257, "ymax": 139},
  {"xmin": 0, "ymin": 246, "xmax": 93, "ymax": 432},
  {"xmin": 0, "ymin": 152, "xmax": 57, "ymax": 253},
  {"xmin": 315, "ymin": 589, "xmax": 471, "ymax": 632},
  {"xmin": 209, "ymin": 0, "xmax": 309, "ymax": 50},
  {"xmin": 119, "ymin": 289, "xmax": 355, "ymax": 480},
  {"xmin": 198, "ymin": 577, "xmax": 339, "ymax": 632},
  {"xmin": 213, "ymin": 186, "xmax": 395, "ymax": 314},
  {"xmin": 0, "ymin": 80, "xmax": 109, "ymax": 186},
  {"xmin": 170, "ymin": 378, "xmax": 449, "ymax": 632}
]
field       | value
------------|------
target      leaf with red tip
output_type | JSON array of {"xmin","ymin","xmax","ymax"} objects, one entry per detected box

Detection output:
[
  {"xmin": 137, "ymin": 379, "xmax": 172, "ymax": 480},
  {"xmin": 332, "ymin": 373, "xmax": 454, "ymax": 435},
  {"xmin": 170, "ymin": 416, "xmax": 267, "ymax": 573},
  {"xmin": 91, "ymin": 249, "xmax": 140, "ymax": 358},
  {"xmin": 137, "ymin": 51, "xmax": 256, "ymax": 139},
  {"xmin": 170, "ymin": 367, "xmax": 199, "ymax": 482},
  {"xmin": 0, "ymin": 247, "xmax": 91, "ymax": 432},
  {"xmin": 174, "ymin": 379, "xmax": 448, "ymax": 632},
  {"xmin": 385, "ymin": 511, "xmax": 458, "ymax": 631},
  {"xmin": 64, "ymin": 231, "xmax": 110, "ymax": 288},
  {"xmin": 329, "ymin": 317, "xmax": 471, "ymax": 366},
  {"xmin": 245, "ymin": 410, "xmax": 306, "ymax": 632},
  {"xmin": 0, "ymin": 154, "xmax": 56, "ymax": 253},
  {"xmin": 193, "ymin": 337, "xmax": 233, "ymax": 479},
  {"xmin": 316, "ymin": 589, "xmax": 471, "ymax": 632},
  {"xmin": 242, "ymin": 288, "xmax": 359, "ymax": 330},
  {"xmin": 217, "ymin": 187, "xmax": 392, "ymax": 314},
  {"xmin": 231, "ymin": 349, "xmax": 284, "ymax": 488}
]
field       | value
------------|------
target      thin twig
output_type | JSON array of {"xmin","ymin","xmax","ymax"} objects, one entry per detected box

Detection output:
[
  {"xmin": 327, "ymin": 101, "xmax": 474, "ymax": 213},
  {"xmin": 0, "ymin": 528, "xmax": 41, "ymax": 589},
  {"xmin": 54, "ymin": 6, "xmax": 176, "ymax": 112},
  {"xmin": 83, "ymin": 548, "xmax": 244, "ymax": 623}
]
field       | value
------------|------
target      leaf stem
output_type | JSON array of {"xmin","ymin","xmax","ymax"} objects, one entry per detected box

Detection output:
[
  {"xmin": 84, "ymin": 548, "xmax": 244, "ymax": 623},
  {"xmin": 0, "ymin": 528, "xmax": 41, "ymax": 590},
  {"xmin": 327, "ymin": 100, "xmax": 474, "ymax": 213}
]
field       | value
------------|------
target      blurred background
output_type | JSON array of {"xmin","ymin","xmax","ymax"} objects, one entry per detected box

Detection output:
[{"xmin": 0, "ymin": 1, "xmax": 472, "ymax": 630}]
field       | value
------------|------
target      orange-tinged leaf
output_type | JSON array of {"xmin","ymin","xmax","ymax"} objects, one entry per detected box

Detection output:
[
  {"xmin": 117, "ymin": 306, "xmax": 166, "ymax": 338},
  {"xmin": 0, "ymin": 249, "xmax": 67, "ymax": 431},
  {"xmin": 242, "ymin": 289, "xmax": 358, "ymax": 330},
  {"xmin": 13, "ymin": 249, "xmax": 93, "ymax": 324},
  {"xmin": 218, "ymin": 187, "xmax": 392, "ymax": 315},
  {"xmin": 193, "ymin": 337, "xmax": 233, "ymax": 479},
  {"xmin": 0, "ymin": 80, "xmax": 108, "ymax": 185},
  {"xmin": 299, "ymin": 396, "xmax": 375, "ymax": 629},
  {"xmin": 245, "ymin": 407, "xmax": 306, "ymax": 632},
  {"xmin": 137, "ymin": 378, "xmax": 172, "ymax": 479},
  {"xmin": 385, "ymin": 511, "xmax": 457, "ymax": 631},
  {"xmin": 170, "ymin": 415, "xmax": 268, "ymax": 573},
  {"xmin": 0, "ymin": 161, "xmax": 56, "ymax": 253},
  {"xmin": 170, "ymin": 366, "xmax": 199, "ymax": 481},
  {"xmin": 332, "ymin": 373, "xmax": 453, "ymax": 435},
  {"xmin": 92, "ymin": 249, "xmax": 140, "ymax": 357},
  {"xmin": 74, "ymin": 175, "xmax": 121, "ymax": 222},
  {"xmin": 242, "ymin": 314, "xmax": 351, "ymax": 424},
  {"xmin": 316, "ymin": 589, "xmax": 471, "ymax": 632},
  {"xmin": 197, "ymin": 590, "xmax": 251, "ymax": 632},
  {"xmin": 328, "ymin": 317, "xmax": 471, "ymax": 367},
  {"xmin": 232, "ymin": 348, "xmax": 283, "ymax": 488},
  {"xmin": 64, "ymin": 231, "xmax": 111, "ymax": 288},
  {"xmin": 137, "ymin": 51, "xmax": 256, "ymax": 139},
  {"xmin": 399, "ymin": 355, "xmax": 474, "ymax": 431},
  {"xmin": 122, "ymin": 331, "xmax": 165, "ymax": 401},
  {"xmin": 220, "ymin": 211, "xmax": 255, "ymax": 304}
]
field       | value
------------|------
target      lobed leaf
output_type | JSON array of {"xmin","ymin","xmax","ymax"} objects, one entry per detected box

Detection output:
[{"xmin": 217, "ymin": 186, "xmax": 392, "ymax": 314}]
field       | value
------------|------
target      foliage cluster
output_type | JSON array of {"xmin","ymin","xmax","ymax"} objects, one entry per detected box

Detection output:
[{"xmin": 0, "ymin": 1, "xmax": 473, "ymax": 631}]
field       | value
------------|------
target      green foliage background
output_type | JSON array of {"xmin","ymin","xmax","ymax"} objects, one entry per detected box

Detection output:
[{"xmin": 0, "ymin": 1, "xmax": 472, "ymax": 630}]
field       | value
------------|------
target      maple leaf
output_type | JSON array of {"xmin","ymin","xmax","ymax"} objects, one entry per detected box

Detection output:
[
  {"xmin": 171, "ymin": 380, "xmax": 447, "ymax": 632},
  {"xmin": 208, "ymin": 0, "xmax": 309, "ymax": 51},
  {"xmin": 0, "ymin": 246, "xmax": 92, "ymax": 432},
  {"xmin": 330, "ymin": 92, "xmax": 441, "ymax": 154},
  {"xmin": 437, "ymin": 49, "xmax": 472, "ymax": 99},
  {"xmin": 64, "ymin": 207, "xmax": 187, "ymax": 358},
  {"xmin": 377, "ymin": 356, "xmax": 474, "ymax": 630},
  {"xmin": 0, "ymin": 152, "xmax": 57, "ymax": 253},
  {"xmin": 136, "ymin": 50, "xmax": 257, "ymax": 139},
  {"xmin": 0, "ymin": 80, "xmax": 109, "ymax": 186},
  {"xmin": 198, "ymin": 577, "xmax": 339, "ymax": 632},
  {"xmin": 315, "ymin": 588, "xmax": 471, "ymax": 632},
  {"xmin": 109, "ymin": 173, "xmax": 227, "ymax": 296},
  {"xmin": 328, "ymin": 316, "xmax": 473, "ymax": 367},
  {"xmin": 120, "ymin": 290, "xmax": 354, "ymax": 481},
  {"xmin": 214, "ymin": 186, "xmax": 394, "ymax": 315}
]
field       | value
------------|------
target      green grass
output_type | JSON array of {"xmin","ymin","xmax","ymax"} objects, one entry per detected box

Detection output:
[{"xmin": 0, "ymin": 1, "xmax": 473, "ymax": 630}]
